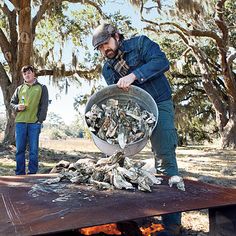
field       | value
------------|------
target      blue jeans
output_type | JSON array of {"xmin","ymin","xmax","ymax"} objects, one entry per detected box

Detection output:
[
  {"xmin": 150, "ymin": 99, "xmax": 181, "ymax": 231},
  {"xmin": 15, "ymin": 123, "xmax": 41, "ymax": 175}
]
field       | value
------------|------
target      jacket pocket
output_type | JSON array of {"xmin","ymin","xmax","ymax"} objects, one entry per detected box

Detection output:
[{"xmin": 126, "ymin": 50, "xmax": 143, "ymax": 68}]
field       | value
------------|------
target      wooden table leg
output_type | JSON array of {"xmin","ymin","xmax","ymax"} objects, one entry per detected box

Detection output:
[{"xmin": 209, "ymin": 205, "xmax": 236, "ymax": 236}]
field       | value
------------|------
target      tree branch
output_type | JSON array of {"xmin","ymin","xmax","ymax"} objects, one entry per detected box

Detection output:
[
  {"xmin": 9, "ymin": 0, "xmax": 19, "ymax": 9},
  {"xmin": 0, "ymin": 62, "xmax": 11, "ymax": 88},
  {"xmin": 145, "ymin": 24, "xmax": 223, "ymax": 77},
  {"xmin": 0, "ymin": 2, "xmax": 11, "ymax": 17},
  {"xmin": 0, "ymin": 29, "xmax": 12, "ymax": 62},
  {"xmin": 145, "ymin": 25, "xmax": 190, "ymax": 45},
  {"xmin": 32, "ymin": 0, "xmax": 108, "ymax": 38},
  {"xmin": 141, "ymin": 7, "xmax": 225, "ymax": 50},
  {"xmin": 156, "ymin": 28, "xmax": 227, "ymax": 119},
  {"xmin": 32, "ymin": 0, "xmax": 51, "ymax": 36},
  {"xmin": 215, "ymin": 0, "xmax": 228, "ymax": 43},
  {"xmin": 170, "ymin": 72, "xmax": 202, "ymax": 79},
  {"xmin": 159, "ymin": 22, "xmax": 225, "ymax": 48},
  {"xmin": 62, "ymin": 0, "xmax": 108, "ymax": 18},
  {"xmin": 143, "ymin": 17, "xmax": 221, "ymax": 42},
  {"xmin": 227, "ymin": 52, "xmax": 236, "ymax": 66},
  {"xmin": 8, "ymin": 9, "xmax": 18, "ymax": 60},
  {"xmin": 0, "ymin": 3, "xmax": 18, "ymax": 64},
  {"xmin": 81, "ymin": 0, "xmax": 108, "ymax": 19},
  {"xmin": 37, "ymin": 64, "xmax": 102, "ymax": 80}
]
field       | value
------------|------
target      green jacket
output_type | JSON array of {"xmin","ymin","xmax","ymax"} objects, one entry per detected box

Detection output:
[{"xmin": 10, "ymin": 81, "xmax": 49, "ymax": 123}]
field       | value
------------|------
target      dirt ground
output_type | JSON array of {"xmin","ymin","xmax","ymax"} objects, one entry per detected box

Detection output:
[{"xmin": 0, "ymin": 138, "xmax": 235, "ymax": 236}]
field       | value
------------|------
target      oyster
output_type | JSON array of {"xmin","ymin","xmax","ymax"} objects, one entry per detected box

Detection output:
[
  {"xmin": 138, "ymin": 169, "xmax": 163, "ymax": 185},
  {"xmin": 168, "ymin": 175, "xmax": 185, "ymax": 191},
  {"xmin": 90, "ymin": 179, "xmax": 113, "ymax": 190},
  {"xmin": 85, "ymin": 99, "xmax": 156, "ymax": 149},
  {"xmin": 47, "ymin": 152, "xmax": 165, "ymax": 192},
  {"xmin": 50, "ymin": 160, "xmax": 70, "ymax": 173},
  {"xmin": 112, "ymin": 169, "xmax": 135, "ymax": 190},
  {"xmin": 117, "ymin": 167, "xmax": 138, "ymax": 182},
  {"xmin": 44, "ymin": 176, "xmax": 62, "ymax": 184},
  {"xmin": 96, "ymin": 151, "xmax": 124, "ymax": 166},
  {"xmin": 137, "ymin": 176, "xmax": 152, "ymax": 192}
]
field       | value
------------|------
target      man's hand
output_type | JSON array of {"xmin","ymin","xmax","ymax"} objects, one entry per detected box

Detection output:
[
  {"xmin": 18, "ymin": 104, "xmax": 26, "ymax": 111},
  {"xmin": 117, "ymin": 73, "xmax": 137, "ymax": 91}
]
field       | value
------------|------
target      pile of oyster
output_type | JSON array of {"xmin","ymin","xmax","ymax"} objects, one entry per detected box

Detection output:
[
  {"xmin": 46, "ymin": 151, "xmax": 163, "ymax": 192},
  {"xmin": 85, "ymin": 99, "xmax": 156, "ymax": 148}
]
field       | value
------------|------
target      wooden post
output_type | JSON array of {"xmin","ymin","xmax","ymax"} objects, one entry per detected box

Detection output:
[{"xmin": 209, "ymin": 205, "xmax": 236, "ymax": 236}]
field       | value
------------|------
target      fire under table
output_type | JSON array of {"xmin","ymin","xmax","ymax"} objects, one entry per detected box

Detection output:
[{"xmin": 0, "ymin": 174, "xmax": 235, "ymax": 236}]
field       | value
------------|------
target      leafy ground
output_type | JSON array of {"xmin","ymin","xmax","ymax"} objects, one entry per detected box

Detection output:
[{"xmin": 0, "ymin": 137, "xmax": 235, "ymax": 236}]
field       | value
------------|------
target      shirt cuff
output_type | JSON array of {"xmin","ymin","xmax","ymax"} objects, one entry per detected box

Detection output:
[{"xmin": 133, "ymin": 70, "xmax": 146, "ymax": 84}]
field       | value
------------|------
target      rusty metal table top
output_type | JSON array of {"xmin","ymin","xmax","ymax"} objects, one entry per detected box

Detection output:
[{"xmin": 0, "ymin": 174, "xmax": 236, "ymax": 236}]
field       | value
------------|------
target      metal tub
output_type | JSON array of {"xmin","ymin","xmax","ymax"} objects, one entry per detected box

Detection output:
[{"xmin": 85, "ymin": 85, "xmax": 158, "ymax": 156}]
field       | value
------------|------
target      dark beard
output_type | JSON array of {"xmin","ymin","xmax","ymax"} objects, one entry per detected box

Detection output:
[{"xmin": 105, "ymin": 48, "xmax": 118, "ymax": 59}]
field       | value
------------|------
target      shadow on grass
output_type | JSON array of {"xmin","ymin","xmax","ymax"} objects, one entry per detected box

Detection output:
[
  {"xmin": 39, "ymin": 148, "xmax": 105, "ymax": 163},
  {"xmin": 179, "ymin": 169, "xmax": 236, "ymax": 188}
]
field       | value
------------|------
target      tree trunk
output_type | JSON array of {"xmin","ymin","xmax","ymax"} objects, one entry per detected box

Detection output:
[
  {"xmin": 191, "ymin": 48, "xmax": 236, "ymax": 149},
  {"xmin": 3, "ymin": 110, "xmax": 15, "ymax": 145},
  {"xmin": 0, "ymin": 61, "xmax": 23, "ymax": 145},
  {"xmin": 0, "ymin": 0, "xmax": 32, "ymax": 145},
  {"xmin": 221, "ymin": 118, "xmax": 236, "ymax": 149},
  {"xmin": 221, "ymin": 100, "xmax": 236, "ymax": 149},
  {"xmin": 2, "ymin": 82, "xmax": 18, "ymax": 145}
]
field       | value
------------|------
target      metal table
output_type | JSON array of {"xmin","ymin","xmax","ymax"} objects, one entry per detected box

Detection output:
[{"xmin": 0, "ymin": 174, "xmax": 235, "ymax": 235}]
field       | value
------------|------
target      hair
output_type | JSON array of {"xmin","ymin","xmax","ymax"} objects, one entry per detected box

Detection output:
[
  {"xmin": 111, "ymin": 33, "xmax": 124, "ymax": 42},
  {"xmin": 110, "ymin": 33, "xmax": 125, "ymax": 46},
  {"xmin": 21, "ymin": 65, "xmax": 35, "ymax": 73}
]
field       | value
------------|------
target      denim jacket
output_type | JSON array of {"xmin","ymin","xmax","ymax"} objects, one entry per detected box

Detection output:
[{"xmin": 102, "ymin": 35, "xmax": 172, "ymax": 103}]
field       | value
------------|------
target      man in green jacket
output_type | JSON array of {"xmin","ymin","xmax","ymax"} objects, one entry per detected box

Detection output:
[{"xmin": 10, "ymin": 65, "xmax": 49, "ymax": 175}]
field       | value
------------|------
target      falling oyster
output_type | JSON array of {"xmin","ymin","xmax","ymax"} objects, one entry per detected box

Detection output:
[{"xmin": 85, "ymin": 99, "xmax": 156, "ymax": 149}]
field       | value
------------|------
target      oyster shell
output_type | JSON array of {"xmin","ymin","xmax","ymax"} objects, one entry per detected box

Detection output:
[
  {"xmin": 112, "ymin": 169, "xmax": 135, "ymax": 190},
  {"xmin": 90, "ymin": 179, "xmax": 113, "ymax": 190},
  {"xmin": 168, "ymin": 175, "xmax": 185, "ymax": 191},
  {"xmin": 137, "ymin": 176, "xmax": 152, "ymax": 192},
  {"xmin": 47, "ymin": 152, "xmax": 165, "ymax": 192},
  {"xmin": 85, "ymin": 99, "xmax": 156, "ymax": 149}
]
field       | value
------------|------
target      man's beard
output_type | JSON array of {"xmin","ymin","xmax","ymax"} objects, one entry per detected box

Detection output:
[
  {"xmin": 104, "ymin": 39, "xmax": 119, "ymax": 59},
  {"xmin": 104, "ymin": 48, "xmax": 118, "ymax": 59}
]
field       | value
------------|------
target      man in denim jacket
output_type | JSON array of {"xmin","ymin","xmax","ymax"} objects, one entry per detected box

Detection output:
[{"xmin": 92, "ymin": 23, "xmax": 181, "ymax": 236}]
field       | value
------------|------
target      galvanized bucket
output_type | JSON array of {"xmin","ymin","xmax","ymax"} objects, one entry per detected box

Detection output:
[{"xmin": 85, "ymin": 85, "xmax": 158, "ymax": 156}]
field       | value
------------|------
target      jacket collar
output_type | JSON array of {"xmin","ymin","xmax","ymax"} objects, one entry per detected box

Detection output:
[{"xmin": 24, "ymin": 79, "xmax": 39, "ymax": 86}]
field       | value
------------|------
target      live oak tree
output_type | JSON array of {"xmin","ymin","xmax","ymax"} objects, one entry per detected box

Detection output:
[
  {"xmin": 160, "ymin": 38, "xmax": 217, "ymax": 145},
  {"xmin": 2, "ymin": 0, "xmax": 234, "ymax": 149},
  {"xmin": 0, "ymin": 0, "xmax": 107, "ymax": 144},
  {"xmin": 130, "ymin": 0, "xmax": 236, "ymax": 148},
  {"xmin": 0, "ymin": 0, "xmax": 135, "ymax": 145}
]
